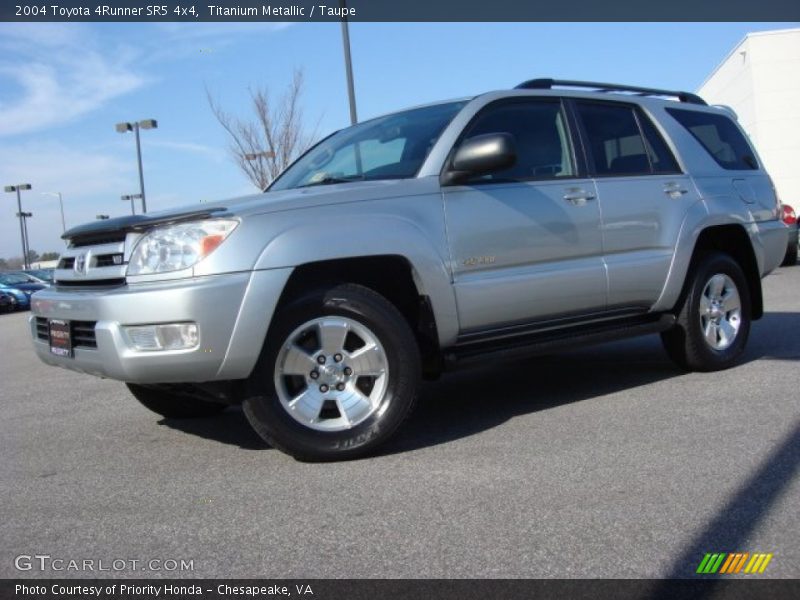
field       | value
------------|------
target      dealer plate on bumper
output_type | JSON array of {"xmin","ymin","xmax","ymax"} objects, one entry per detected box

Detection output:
[{"xmin": 49, "ymin": 319, "xmax": 73, "ymax": 358}]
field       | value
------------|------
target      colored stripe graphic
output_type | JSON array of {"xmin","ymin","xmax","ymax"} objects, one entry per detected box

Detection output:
[
  {"xmin": 698, "ymin": 552, "xmax": 773, "ymax": 574},
  {"xmin": 697, "ymin": 553, "xmax": 727, "ymax": 574},
  {"xmin": 719, "ymin": 553, "xmax": 737, "ymax": 574},
  {"xmin": 696, "ymin": 554, "xmax": 713, "ymax": 573},
  {"xmin": 744, "ymin": 553, "xmax": 774, "ymax": 574},
  {"xmin": 733, "ymin": 553, "xmax": 749, "ymax": 574}
]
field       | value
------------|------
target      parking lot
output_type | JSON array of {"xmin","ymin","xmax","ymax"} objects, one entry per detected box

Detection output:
[{"xmin": 1, "ymin": 266, "xmax": 798, "ymax": 579}]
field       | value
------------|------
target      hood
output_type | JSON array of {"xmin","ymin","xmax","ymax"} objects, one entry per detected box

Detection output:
[
  {"xmin": 61, "ymin": 179, "xmax": 418, "ymax": 245},
  {"xmin": 61, "ymin": 179, "xmax": 427, "ymax": 245}
]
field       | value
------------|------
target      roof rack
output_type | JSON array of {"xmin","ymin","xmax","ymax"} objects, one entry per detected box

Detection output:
[{"xmin": 514, "ymin": 78, "xmax": 707, "ymax": 106}]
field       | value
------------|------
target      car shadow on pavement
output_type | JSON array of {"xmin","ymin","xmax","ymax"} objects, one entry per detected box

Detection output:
[
  {"xmin": 158, "ymin": 407, "xmax": 270, "ymax": 451},
  {"xmin": 739, "ymin": 311, "xmax": 800, "ymax": 363},
  {"xmin": 385, "ymin": 310, "xmax": 800, "ymax": 456},
  {"xmin": 158, "ymin": 311, "xmax": 799, "ymax": 455},
  {"xmin": 385, "ymin": 334, "xmax": 682, "ymax": 455}
]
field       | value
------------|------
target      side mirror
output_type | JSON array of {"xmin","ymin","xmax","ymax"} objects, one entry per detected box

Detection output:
[{"xmin": 441, "ymin": 133, "xmax": 517, "ymax": 186}]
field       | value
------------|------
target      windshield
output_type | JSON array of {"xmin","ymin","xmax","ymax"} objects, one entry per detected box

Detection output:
[
  {"xmin": 0, "ymin": 274, "xmax": 29, "ymax": 285},
  {"xmin": 269, "ymin": 101, "xmax": 467, "ymax": 191}
]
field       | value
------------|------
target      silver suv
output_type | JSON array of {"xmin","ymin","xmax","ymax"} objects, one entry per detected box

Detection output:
[{"xmin": 30, "ymin": 79, "xmax": 788, "ymax": 461}]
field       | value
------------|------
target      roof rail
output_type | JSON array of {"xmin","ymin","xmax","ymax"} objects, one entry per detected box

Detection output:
[{"xmin": 514, "ymin": 78, "xmax": 707, "ymax": 105}]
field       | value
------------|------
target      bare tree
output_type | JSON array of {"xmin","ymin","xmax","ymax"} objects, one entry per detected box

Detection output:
[{"xmin": 208, "ymin": 69, "xmax": 317, "ymax": 190}]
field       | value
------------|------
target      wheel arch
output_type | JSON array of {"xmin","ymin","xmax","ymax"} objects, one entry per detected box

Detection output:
[
  {"xmin": 273, "ymin": 255, "xmax": 446, "ymax": 378},
  {"xmin": 659, "ymin": 221, "xmax": 763, "ymax": 320},
  {"xmin": 252, "ymin": 216, "xmax": 459, "ymax": 347},
  {"xmin": 692, "ymin": 225, "xmax": 762, "ymax": 319}
]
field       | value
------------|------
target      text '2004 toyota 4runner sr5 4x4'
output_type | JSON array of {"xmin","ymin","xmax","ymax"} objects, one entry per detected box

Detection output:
[{"xmin": 31, "ymin": 79, "xmax": 789, "ymax": 461}]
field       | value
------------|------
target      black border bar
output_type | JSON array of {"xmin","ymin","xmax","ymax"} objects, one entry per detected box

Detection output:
[
  {"xmin": 4, "ymin": 579, "xmax": 800, "ymax": 600},
  {"xmin": 1, "ymin": 0, "xmax": 799, "ymax": 22}
]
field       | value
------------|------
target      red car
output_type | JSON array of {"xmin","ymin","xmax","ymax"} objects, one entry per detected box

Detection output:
[{"xmin": 782, "ymin": 204, "xmax": 798, "ymax": 266}]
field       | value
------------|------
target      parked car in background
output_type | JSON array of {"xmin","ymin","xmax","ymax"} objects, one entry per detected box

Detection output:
[
  {"xmin": 781, "ymin": 204, "xmax": 798, "ymax": 266},
  {"xmin": 0, "ymin": 285, "xmax": 29, "ymax": 310},
  {"xmin": 0, "ymin": 274, "xmax": 46, "ymax": 310},
  {"xmin": 0, "ymin": 290, "xmax": 18, "ymax": 313},
  {"xmin": 7, "ymin": 271, "xmax": 51, "ymax": 286},
  {"xmin": 21, "ymin": 269, "xmax": 55, "ymax": 283}
]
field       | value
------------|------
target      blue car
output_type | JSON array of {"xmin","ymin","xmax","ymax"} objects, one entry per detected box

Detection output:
[
  {"xmin": 0, "ymin": 284, "xmax": 30, "ymax": 310},
  {"xmin": 0, "ymin": 290, "xmax": 18, "ymax": 312},
  {"xmin": 0, "ymin": 273, "xmax": 47, "ymax": 310}
]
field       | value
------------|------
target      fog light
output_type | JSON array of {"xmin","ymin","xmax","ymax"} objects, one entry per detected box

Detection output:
[{"xmin": 125, "ymin": 323, "xmax": 199, "ymax": 351}]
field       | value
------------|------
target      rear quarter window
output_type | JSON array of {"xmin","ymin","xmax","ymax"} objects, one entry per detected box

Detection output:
[{"xmin": 666, "ymin": 108, "xmax": 758, "ymax": 171}]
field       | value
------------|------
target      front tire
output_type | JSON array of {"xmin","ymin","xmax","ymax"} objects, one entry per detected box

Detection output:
[
  {"xmin": 243, "ymin": 284, "xmax": 421, "ymax": 462},
  {"xmin": 127, "ymin": 383, "xmax": 227, "ymax": 418},
  {"xmin": 661, "ymin": 252, "xmax": 751, "ymax": 372}
]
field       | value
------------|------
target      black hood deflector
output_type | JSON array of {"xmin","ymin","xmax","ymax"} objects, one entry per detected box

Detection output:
[{"xmin": 62, "ymin": 207, "xmax": 229, "ymax": 244}]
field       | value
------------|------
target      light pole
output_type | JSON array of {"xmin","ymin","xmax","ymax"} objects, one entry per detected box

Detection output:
[
  {"xmin": 4, "ymin": 183, "xmax": 32, "ymax": 269},
  {"xmin": 41, "ymin": 192, "xmax": 66, "ymax": 237},
  {"xmin": 340, "ymin": 0, "xmax": 358, "ymax": 125},
  {"xmin": 121, "ymin": 194, "xmax": 141, "ymax": 215},
  {"xmin": 116, "ymin": 119, "xmax": 157, "ymax": 213},
  {"xmin": 16, "ymin": 211, "xmax": 33, "ymax": 267}
]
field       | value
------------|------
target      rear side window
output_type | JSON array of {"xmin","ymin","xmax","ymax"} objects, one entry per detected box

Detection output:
[
  {"xmin": 638, "ymin": 115, "xmax": 681, "ymax": 174},
  {"xmin": 666, "ymin": 108, "xmax": 758, "ymax": 170},
  {"xmin": 575, "ymin": 102, "xmax": 680, "ymax": 176}
]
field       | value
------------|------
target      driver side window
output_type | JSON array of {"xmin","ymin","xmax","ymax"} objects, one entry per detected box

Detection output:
[{"xmin": 461, "ymin": 100, "xmax": 575, "ymax": 181}]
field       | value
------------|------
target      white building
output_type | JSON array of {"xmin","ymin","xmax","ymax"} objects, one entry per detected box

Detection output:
[{"xmin": 698, "ymin": 28, "xmax": 800, "ymax": 205}]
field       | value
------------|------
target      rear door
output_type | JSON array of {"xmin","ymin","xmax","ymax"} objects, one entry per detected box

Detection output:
[
  {"xmin": 572, "ymin": 100, "xmax": 700, "ymax": 309},
  {"xmin": 443, "ymin": 98, "xmax": 607, "ymax": 332}
]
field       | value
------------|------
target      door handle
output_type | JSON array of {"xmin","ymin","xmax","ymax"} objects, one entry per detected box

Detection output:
[
  {"xmin": 563, "ymin": 189, "xmax": 596, "ymax": 206},
  {"xmin": 663, "ymin": 182, "xmax": 689, "ymax": 198}
]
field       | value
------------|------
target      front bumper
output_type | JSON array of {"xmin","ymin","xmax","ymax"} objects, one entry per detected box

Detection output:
[{"xmin": 30, "ymin": 269, "xmax": 291, "ymax": 384}]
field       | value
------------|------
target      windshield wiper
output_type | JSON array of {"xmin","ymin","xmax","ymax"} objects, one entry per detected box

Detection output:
[{"xmin": 296, "ymin": 175, "xmax": 365, "ymax": 188}]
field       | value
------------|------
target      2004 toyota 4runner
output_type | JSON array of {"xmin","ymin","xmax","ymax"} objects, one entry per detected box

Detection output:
[{"xmin": 30, "ymin": 79, "xmax": 789, "ymax": 461}]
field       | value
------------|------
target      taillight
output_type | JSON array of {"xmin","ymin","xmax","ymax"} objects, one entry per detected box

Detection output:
[{"xmin": 782, "ymin": 204, "xmax": 797, "ymax": 226}]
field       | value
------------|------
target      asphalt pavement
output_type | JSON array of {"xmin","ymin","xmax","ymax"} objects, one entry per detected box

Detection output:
[{"xmin": 2, "ymin": 266, "xmax": 799, "ymax": 579}]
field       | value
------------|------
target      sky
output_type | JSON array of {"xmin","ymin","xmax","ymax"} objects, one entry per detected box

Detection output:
[{"xmin": 0, "ymin": 21, "xmax": 795, "ymax": 259}]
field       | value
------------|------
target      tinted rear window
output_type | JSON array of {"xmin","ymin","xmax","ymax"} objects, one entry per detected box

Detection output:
[{"xmin": 666, "ymin": 108, "xmax": 758, "ymax": 171}]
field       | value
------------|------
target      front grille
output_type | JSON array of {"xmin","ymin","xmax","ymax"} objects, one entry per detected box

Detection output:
[
  {"xmin": 72, "ymin": 321, "xmax": 98, "ymax": 348},
  {"xmin": 56, "ymin": 279, "xmax": 125, "ymax": 288},
  {"xmin": 35, "ymin": 318, "xmax": 97, "ymax": 348},
  {"xmin": 35, "ymin": 317, "xmax": 48, "ymax": 341},
  {"xmin": 58, "ymin": 253, "xmax": 124, "ymax": 269},
  {"xmin": 94, "ymin": 253, "xmax": 124, "ymax": 267},
  {"xmin": 55, "ymin": 238, "xmax": 129, "ymax": 286}
]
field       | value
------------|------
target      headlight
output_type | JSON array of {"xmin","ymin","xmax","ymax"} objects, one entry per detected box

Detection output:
[{"xmin": 127, "ymin": 219, "xmax": 238, "ymax": 276}]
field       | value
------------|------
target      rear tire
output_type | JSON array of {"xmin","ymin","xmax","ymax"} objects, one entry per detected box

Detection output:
[
  {"xmin": 127, "ymin": 383, "xmax": 227, "ymax": 418},
  {"xmin": 243, "ymin": 284, "xmax": 421, "ymax": 462},
  {"xmin": 661, "ymin": 252, "xmax": 751, "ymax": 372},
  {"xmin": 782, "ymin": 241, "xmax": 797, "ymax": 266}
]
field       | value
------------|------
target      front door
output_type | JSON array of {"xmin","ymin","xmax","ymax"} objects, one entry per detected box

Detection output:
[{"xmin": 443, "ymin": 98, "xmax": 607, "ymax": 332}]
